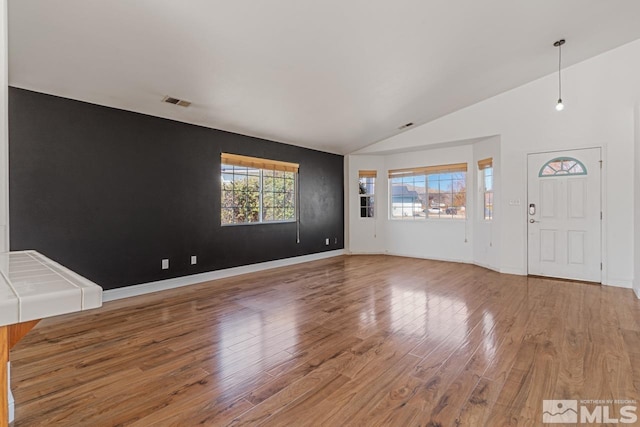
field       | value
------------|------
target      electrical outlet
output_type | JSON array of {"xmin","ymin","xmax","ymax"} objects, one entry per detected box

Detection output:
[
  {"xmin": 334, "ymin": 237, "xmax": 338, "ymax": 244},
  {"xmin": 191, "ymin": 255, "xmax": 197, "ymax": 265},
  {"xmin": 161, "ymin": 259, "xmax": 169, "ymax": 270},
  {"xmin": 325, "ymin": 238, "xmax": 330, "ymax": 245}
]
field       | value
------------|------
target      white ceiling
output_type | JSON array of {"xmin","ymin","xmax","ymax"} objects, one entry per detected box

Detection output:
[{"xmin": 8, "ymin": 1, "xmax": 640, "ymax": 155}]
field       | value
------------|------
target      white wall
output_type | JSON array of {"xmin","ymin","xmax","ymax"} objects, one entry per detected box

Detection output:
[
  {"xmin": 472, "ymin": 136, "xmax": 501, "ymax": 271},
  {"xmin": 347, "ymin": 155, "xmax": 386, "ymax": 254},
  {"xmin": 353, "ymin": 39, "xmax": 640, "ymax": 287},
  {"xmin": 0, "ymin": 0, "xmax": 7, "ymax": 253},
  {"xmin": 634, "ymin": 103, "xmax": 640, "ymax": 298},
  {"xmin": 383, "ymin": 144, "xmax": 474, "ymax": 263},
  {"xmin": 347, "ymin": 138, "xmax": 501, "ymax": 271}
]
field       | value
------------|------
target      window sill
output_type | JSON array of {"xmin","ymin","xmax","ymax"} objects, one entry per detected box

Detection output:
[
  {"xmin": 222, "ymin": 219, "xmax": 296, "ymax": 227},
  {"xmin": 388, "ymin": 217, "xmax": 467, "ymax": 222}
]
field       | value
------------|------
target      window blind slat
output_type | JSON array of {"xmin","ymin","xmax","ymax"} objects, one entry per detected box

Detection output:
[
  {"xmin": 221, "ymin": 153, "xmax": 299, "ymax": 173},
  {"xmin": 477, "ymin": 158, "xmax": 493, "ymax": 170},
  {"xmin": 388, "ymin": 162, "xmax": 467, "ymax": 177},
  {"xmin": 358, "ymin": 170, "xmax": 377, "ymax": 179}
]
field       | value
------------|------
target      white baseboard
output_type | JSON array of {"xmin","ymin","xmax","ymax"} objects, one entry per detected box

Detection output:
[
  {"xmin": 104, "ymin": 250, "xmax": 345, "ymax": 302},
  {"xmin": 348, "ymin": 253, "xmax": 503, "ymax": 277},
  {"xmin": 499, "ymin": 266, "xmax": 527, "ymax": 276},
  {"xmin": 604, "ymin": 278, "xmax": 633, "ymax": 289},
  {"xmin": 351, "ymin": 253, "xmax": 507, "ymax": 276},
  {"xmin": 472, "ymin": 261, "xmax": 501, "ymax": 273},
  {"xmin": 634, "ymin": 285, "xmax": 640, "ymax": 299},
  {"xmin": 385, "ymin": 251, "xmax": 472, "ymax": 265}
]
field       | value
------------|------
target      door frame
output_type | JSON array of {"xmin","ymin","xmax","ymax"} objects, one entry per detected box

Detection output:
[{"xmin": 525, "ymin": 146, "xmax": 605, "ymax": 283}]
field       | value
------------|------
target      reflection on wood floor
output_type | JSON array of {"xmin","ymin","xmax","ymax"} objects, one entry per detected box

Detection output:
[{"xmin": 9, "ymin": 255, "xmax": 640, "ymax": 426}]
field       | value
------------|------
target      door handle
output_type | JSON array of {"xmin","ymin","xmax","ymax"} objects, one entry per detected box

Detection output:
[{"xmin": 529, "ymin": 219, "xmax": 539, "ymax": 223}]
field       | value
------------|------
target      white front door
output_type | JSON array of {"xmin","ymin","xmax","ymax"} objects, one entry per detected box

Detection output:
[{"xmin": 527, "ymin": 148, "xmax": 601, "ymax": 282}]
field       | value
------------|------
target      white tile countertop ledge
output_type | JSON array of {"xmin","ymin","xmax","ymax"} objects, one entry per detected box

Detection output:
[
  {"xmin": 0, "ymin": 250, "xmax": 102, "ymax": 327},
  {"xmin": 0, "ymin": 250, "xmax": 103, "ymax": 427}
]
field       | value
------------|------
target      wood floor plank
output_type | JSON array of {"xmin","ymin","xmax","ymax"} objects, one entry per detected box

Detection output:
[
  {"xmin": 304, "ymin": 353, "xmax": 423, "ymax": 425},
  {"xmin": 6, "ymin": 255, "xmax": 640, "ymax": 426},
  {"xmin": 247, "ymin": 333, "xmax": 363, "ymax": 406},
  {"xmin": 229, "ymin": 352, "xmax": 356, "ymax": 426},
  {"xmin": 456, "ymin": 377, "xmax": 503, "ymax": 426},
  {"xmin": 136, "ymin": 396, "xmax": 255, "ymax": 427}
]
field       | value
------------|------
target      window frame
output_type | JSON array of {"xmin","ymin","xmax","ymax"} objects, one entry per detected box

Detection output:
[
  {"xmin": 358, "ymin": 170, "xmax": 376, "ymax": 219},
  {"xmin": 478, "ymin": 158, "xmax": 493, "ymax": 221},
  {"xmin": 388, "ymin": 163, "xmax": 467, "ymax": 221},
  {"xmin": 538, "ymin": 157, "xmax": 587, "ymax": 177},
  {"xmin": 220, "ymin": 153, "xmax": 298, "ymax": 226}
]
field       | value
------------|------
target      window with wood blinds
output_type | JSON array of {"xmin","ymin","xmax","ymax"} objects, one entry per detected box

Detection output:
[
  {"xmin": 478, "ymin": 158, "xmax": 493, "ymax": 220},
  {"xmin": 358, "ymin": 170, "xmax": 376, "ymax": 218},
  {"xmin": 221, "ymin": 153, "xmax": 298, "ymax": 225},
  {"xmin": 388, "ymin": 163, "xmax": 467, "ymax": 220}
]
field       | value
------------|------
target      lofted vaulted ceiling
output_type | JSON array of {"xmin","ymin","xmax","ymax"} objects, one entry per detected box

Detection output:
[{"xmin": 8, "ymin": 1, "xmax": 640, "ymax": 154}]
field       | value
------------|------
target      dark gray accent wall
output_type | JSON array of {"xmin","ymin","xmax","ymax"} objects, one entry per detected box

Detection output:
[{"xmin": 9, "ymin": 88, "xmax": 344, "ymax": 290}]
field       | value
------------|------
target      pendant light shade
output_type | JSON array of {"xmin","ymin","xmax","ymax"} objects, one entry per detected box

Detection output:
[{"xmin": 554, "ymin": 39, "xmax": 565, "ymax": 111}]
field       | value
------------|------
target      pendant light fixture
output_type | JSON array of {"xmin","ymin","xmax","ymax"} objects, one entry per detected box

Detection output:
[{"xmin": 554, "ymin": 39, "xmax": 565, "ymax": 111}]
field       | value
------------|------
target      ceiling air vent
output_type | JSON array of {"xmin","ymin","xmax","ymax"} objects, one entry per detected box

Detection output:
[{"xmin": 162, "ymin": 95, "xmax": 191, "ymax": 107}]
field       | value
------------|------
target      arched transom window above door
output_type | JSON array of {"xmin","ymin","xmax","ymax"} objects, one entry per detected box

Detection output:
[{"xmin": 538, "ymin": 157, "xmax": 587, "ymax": 177}]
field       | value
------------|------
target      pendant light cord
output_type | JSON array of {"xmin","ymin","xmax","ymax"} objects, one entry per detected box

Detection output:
[
  {"xmin": 558, "ymin": 42, "xmax": 562, "ymax": 100},
  {"xmin": 553, "ymin": 39, "xmax": 565, "ymax": 110}
]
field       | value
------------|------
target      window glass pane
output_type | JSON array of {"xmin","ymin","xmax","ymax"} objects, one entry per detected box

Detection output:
[
  {"xmin": 263, "ymin": 192, "xmax": 274, "ymax": 209},
  {"xmin": 360, "ymin": 195, "xmax": 374, "ymax": 218},
  {"xmin": 367, "ymin": 198, "xmax": 375, "ymax": 218},
  {"xmin": 221, "ymin": 208, "xmax": 234, "ymax": 225},
  {"xmin": 539, "ymin": 157, "xmax": 587, "ymax": 177},
  {"xmin": 451, "ymin": 171, "xmax": 466, "ymax": 181},
  {"xmin": 272, "ymin": 192, "xmax": 284, "ymax": 221},
  {"xmin": 484, "ymin": 168, "xmax": 493, "ymax": 191},
  {"xmin": 541, "ymin": 166, "xmax": 555, "ymax": 176},
  {"xmin": 221, "ymin": 161, "xmax": 296, "ymax": 225},
  {"xmin": 359, "ymin": 176, "xmax": 375, "ymax": 195},
  {"xmin": 284, "ymin": 206, "xmax": 295, "ymax": 220},
  {"xmin": 284, "ymin": 191, "xmax": 295, "ymax": 207},
  {"xmin": 568, "ymin": 163, "xmax": 584, "ymax": 174},
  {"xmin": 391, "ymin": 175, "xmax": 425, "ymax": 219},
  {"xmin": 263, "ymin": 208, "xmax": 274, "ymax": 222},
  {"xmin": 481, "ymin": 167, "xmax": 493, "ymax": 221},
  {"xmin": 548, "ymin": 161, "xmax": 562, "ymax": 172},
  {"xmin": 359, "ymin": 176, "xmax": 375, "ymax": 218},
  {"xmin": 389, "ymin": 167, "xmax": 465, "ymax": 220},
  {"xmin": 484, "ymin": 192, "xmax": 494, "ymax": 220},
  {"xmin": 263, "ymin": 176, "xmax": 274, "ymax": 192},
  {"xmin": 427, "ymin": 174, "xmax": 443, "ymax": 218},
  {"xmin": 427, "ymin": 171, "xmax": 466, "ymax": 219},
  {"xmin": 284, "ymin": 177, "xmax": 295, "ymax": 193}
]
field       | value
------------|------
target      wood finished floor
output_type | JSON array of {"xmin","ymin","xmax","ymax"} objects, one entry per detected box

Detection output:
[{"xmin": 9, "ymin": 255, "xmax": 640, "ymax": 426}]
